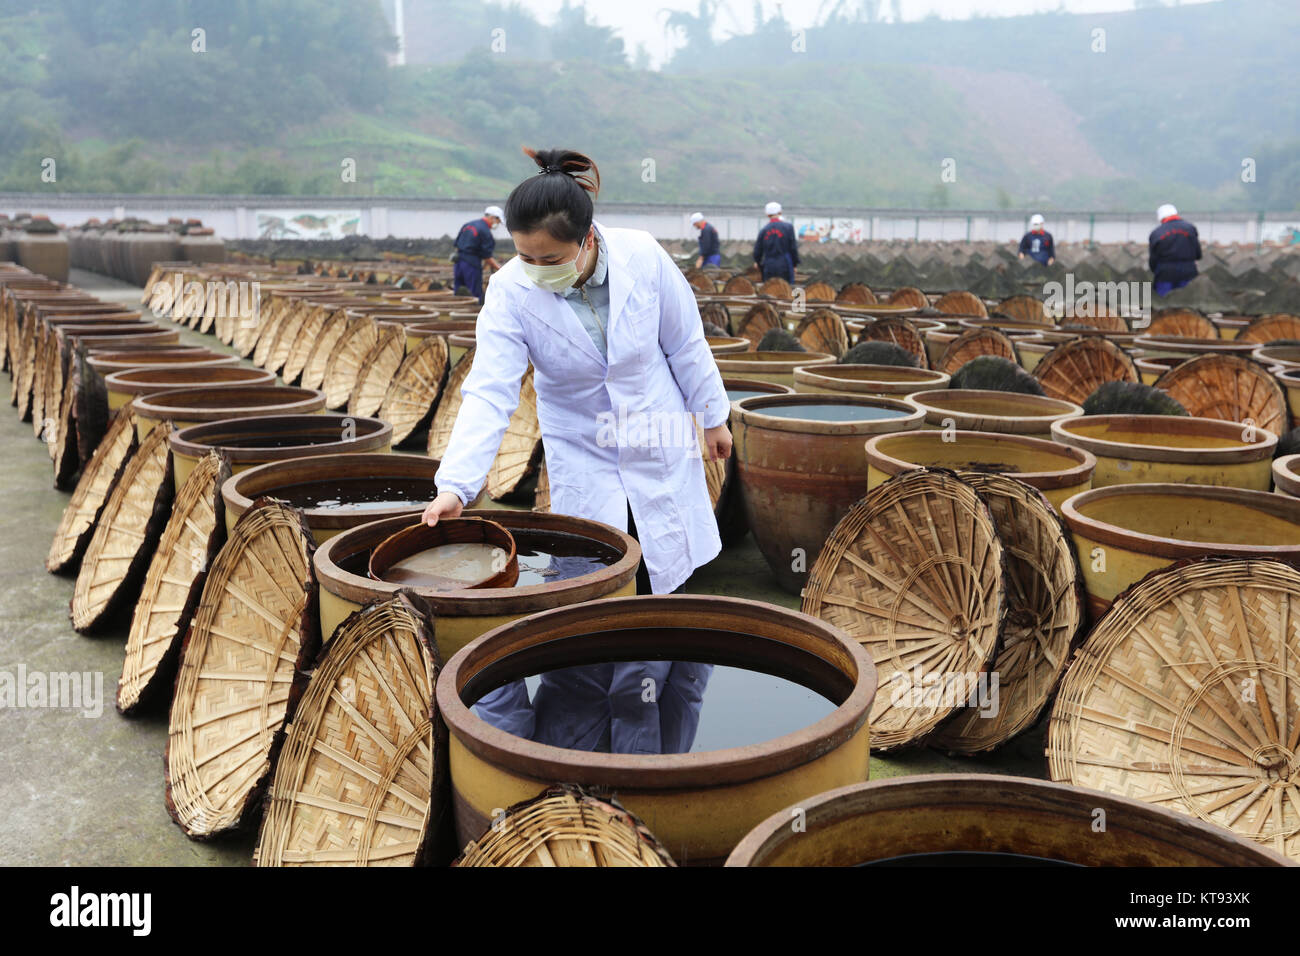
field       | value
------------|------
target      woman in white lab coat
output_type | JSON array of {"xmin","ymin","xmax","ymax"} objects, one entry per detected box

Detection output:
[{"xmin": 422, "ymin": 148, "xmax": 730, "ymax": 754}]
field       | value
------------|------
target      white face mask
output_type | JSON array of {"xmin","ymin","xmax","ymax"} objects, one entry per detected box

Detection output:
[{"xmin": 521, "ymin": 235, "xmax": 591, "ymax": 293}]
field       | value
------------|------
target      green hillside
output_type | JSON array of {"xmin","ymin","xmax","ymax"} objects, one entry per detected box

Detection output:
[{"xmin": 0, "ymin": 0, "xmax": 1294, "ymax": 211}]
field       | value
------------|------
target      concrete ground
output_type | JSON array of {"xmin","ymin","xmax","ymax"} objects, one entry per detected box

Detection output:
[{"xmin": 0, "ymin": 268, "xmax": 1046, "ymax": 866}]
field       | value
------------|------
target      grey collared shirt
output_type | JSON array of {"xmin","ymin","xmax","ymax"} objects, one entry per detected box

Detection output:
[{"xmin": 562, "ymin": 226, "xmax": 611, "ymax": 359}]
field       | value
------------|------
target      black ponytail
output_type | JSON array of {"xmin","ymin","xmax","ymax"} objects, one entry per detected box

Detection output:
[{"xmin": 504, "ymin": 147, "xmax": 601, "ymax": 243}]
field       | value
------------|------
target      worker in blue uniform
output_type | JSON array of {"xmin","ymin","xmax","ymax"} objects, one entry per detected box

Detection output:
[
  {"xmin": 1018, "ymin": 214, "xmax": 1056, "ymax": 265},
  {"xmin": 691, "ymin": 212, "xmax": 721, "ymax": 268},
  {"xmin": 1148, "ymin": 203, "xmax": 1202, "ymax": 297},
  {"xmin": 752, "ymin": 201, "xmax": 798, "ymax": 282},
  {"xmin": 452, "ymin": 204, "xmax": 504, "ymax": 302}
]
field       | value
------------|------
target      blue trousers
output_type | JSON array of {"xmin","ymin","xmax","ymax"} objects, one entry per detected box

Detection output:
[
  {"xmin": 702, "ymin": 254, "xmax": 721, "ymax": 267},
  {"xmin": 760, "ymin": 255, "xmax": 794, "ymax": 282},
  {"xmin": 1154, "ymin": 277, "xmax": 1191, "ymax": 297},
  {"xmin": 453, "ymin": 258, "xmax": 483, "ymax": 302}
]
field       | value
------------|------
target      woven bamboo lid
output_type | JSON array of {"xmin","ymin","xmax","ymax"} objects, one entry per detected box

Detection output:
[
  {"xmin": 801, "ymin": 468, "xmax": 1006, "ymax": 751},
  {"xmin": 837, "ymin": 282, "xmax": 876, "ymax": 305},
  {"xmin": 1048, "ymin": 557, "xmax": 1300, "ymax": 861},
  {"xmin": 723, "ymin": 275, "xmax": 755, "ymax": 296},
  {"xmin": 165, "ymin": 499, "xmax": 319, "ymax": 838},
  {"xmin": 759, "ymin": 276, "xmax": 791, "ymax": 299},
  {"xmin": 298, "ymin": 309, "xmax": 349, "ymax": 391},
  {"xmin": 737, "ymin": 301, "xmax": 782, "ymax": 348},
  {"xmin": 938, "ymin": 327, "xmax": 1019, "ymax": 375},
  {"xmin": 793, "ymin": 307, "xmax": 848, "ymax": 357},
  {"xmin": 934, "ymin": 290, "xmax": 987, "ymax": 317},
  {"xmin": 1238, "ymin": 312, "xmax": 1300, "ymax": 345},
  {"xmin": 488, "ymin": 367, "xmax": 542, "ymax": 500},
  {"xmin": 533, "ymin": 449, "xmax": 551, "ymax": 513},
  {"xmin": 427, "ymin": 347, "xmax": 474, "ymax": 460},
  {"xmin": 254, "ymin": 594, "xmax": 444, "ymax": 866},
  {"xmin": 1154, "ymin": 354, "xmax": 1289, "ymax": 436},
  {"xmin": 698, "ymin": 301, "xmax": 732, "ymax": 335},
  {"xmin": 378, "ymin": 334, "xmax": 449, "ymax": 446},
  {"xmin": 118, "ymin": 452, "xmax": 229, "ymax": 714},
  {"xmin": 996, "ymin": 294, "xmax": 1048, "ymax": 324},
  {"xmin": 323, "ymin": 315, "xmax": 379, "ymax": 409},
  {"xmin": 280, "ymin": 303, "xmax": 329, "ymax": 385},
  {"xmin": 264, "ymin": 300, "xmax": 311, "ymax": 375},
  {"xmin": 49, "ymin": 370, "xmax": 78, "ymax": 489},
  {"xmin": 47, "ymin": 407, "xmax": 138, "ymax": 573},
  {"xmin": 1147, "ymin": 309, "xmax": 1218, "ymax": 340},
  {"xmin": 856, "ymin": 316, "xmax": 929, "ymax": 368},
  {"xmin": 71, "ymin": 420, "xmax": 173, "ymax": 633},
  {"xmin": 1033, "ymin": 336, "xmax": 1138, "ymax": 404},
  {"xmin": 1066, "ymin": 310, "xmax": 1132, "ymax": 333},
  {"xmin": 454, "ymin": 785, "xmax": 676, "ymax": 867},
  {"xmin": 686, "ymin": 271, "xmax": 715, "ymax": 294},
  {"xmin": 252, "ymin": 299, "xmax": 292, "ymax": 369},
  {"xmin": 884, "ymin": 286, "xmax": 924, "ymax": 309},
  {"xmin": 930, "ymin": 473, "xmax": 1084, "ymax": 754},
  {"xmin": 805, "ymin": 281, "xmax": 836, "ymax": 302},
  {"xmin": 348, "ymin": 322, "xmax": 405, "ymax": 418}
]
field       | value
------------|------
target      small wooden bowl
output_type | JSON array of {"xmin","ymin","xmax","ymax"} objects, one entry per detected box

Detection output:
[{"xmin": 369, "ymin": 517, "xmax": 518, "ymax": 589}]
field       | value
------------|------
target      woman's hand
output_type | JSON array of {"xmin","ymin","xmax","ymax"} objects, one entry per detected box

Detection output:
[
  {"xmin": 702, "ymin": 424, "xmax": 732, "ymax": 461},
  {"xmin": 422, "ymin": 491, "xmax": 464, "ymax": 526}
]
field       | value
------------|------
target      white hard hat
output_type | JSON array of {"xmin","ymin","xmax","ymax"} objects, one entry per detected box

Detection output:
[
  {"xmin": 690, "ymin": 212, "xmax": 704, "ymax": 224},
  {"xmin": 1029, "ymin": 214, "xmax": 1044, "ymax": 228},
  {"xmin": 1157, "ymin": 203, "xmax": 1178, "ymax": 220},
  {"xmin": 764, "ymin": 201, "xmax": 782, "ymax": 216},
  {"xmin": 484, "ymin": 205, "xmax": 504, "ymax": 221}
]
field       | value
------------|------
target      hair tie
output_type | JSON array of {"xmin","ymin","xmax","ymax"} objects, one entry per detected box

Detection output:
[{"xmin": 540, "ymin": 164, "xmax": 562, "ymax": 174}]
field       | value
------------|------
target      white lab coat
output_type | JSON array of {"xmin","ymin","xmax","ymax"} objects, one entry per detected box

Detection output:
[{"xmin": 435, "ymin": 222, "xmax": 730, "ymax": 594}]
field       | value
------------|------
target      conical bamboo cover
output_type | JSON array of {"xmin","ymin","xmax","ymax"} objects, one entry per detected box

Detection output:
[
  {"xmin": 282, "ymin": 303, "xmax": 331, "ymax": 385},
  {"xmin": 428, "ymin": 347, "xmax": 475, "ymax": 460},
  {"xmin": 1048, "ymin": 557, "xmax": 1300, "ymax": 861},
  {"xmin": 254, "ymin": 595, "xmax": 444, "ymax": 866},
  {"xmin": 996, "ymin": 294, "xmax": 1048, "ymax": 325},
  {"xmin": 165, "ymin": 500, "xmax": 319, "ymax": 839},
  {"xmin": 805, "ymin": 281, "xmax": 836, "ymax": 303},
  {"xmin": 938, "ymin": 327, "xmax": 1019, "ymax": 375},
  {"xmin": 252, "ymin": 299, "xmax": 292, "ymax": 369},
  {"xmin": 348, "ymin": 323, "xmax": 406, "ymax": 419},
  {"xmin": 71, "ymin": 420, "xmax": 173, "ymax": 632},
  {"xmin": 1061, "ymin": 310, "xmax": 1130, "ymax": 333},
  {"xmin": 533, "ymin": 449, "xmax": 551, "ymax": 513},
  {"xmin": 699, "ymin": 302, "xmax": 732, "ymax": 335},
  {"xmin": 801, "ymin": 469, "xmax": 1006, "ymax": 751},
  {"xmin": 379, "ymin": 334, "xmax": 449, "ymax": 446},
  {"xmin": 265, "ymin": 300, "xmax": 312, "ymax": 375},
  {"xmin": 759, "ymin": 276, "xmax": 792, "ymax": 299},
  {"xmin": 1154, "ymin": 354, "xmax": 1288, "ymax": 436},
  {"xmin": 1033, "ymin": 336, "xmax": 1138, "ymax": 404},
  {"xmin": 323, "ymin": 316, "xmax": 380, "ymax": 409},
  {"xmin": 1239, "ymin": 313, "xmax": 1300, "ymax": 345},
  {"xmin": 454, "ymin": 785, "xmax": 676, "ymax": 867},
  {"xmin": 857, "ymin": 316, "xmax": 929, "ymax": 368},
  {"xmin": 931, "ymin": 473, "xmax": 1084, "ymax": 754},
  {"xmin": 888, "ymin": 286, "xmax": 927, "ymax": 310},
  {"xmin": 722, "ymin": 275, "xmax": 755, "ymax": 296},
  {"xmin": 50, "ymin": 370, "xmax": 78, "ymax": 488},
  {"xmin": 487, "ymin": 367, "xmax": 542, "ymax": 500},
  {"xmin": 737, "ymin": 302, "xmax": 782, "ymax": 348},
  {"xmin": 47, "ymin": 406, "xmax": 138, "ymax": 573},
  {"xmin": 1148, "ymin": 309, "xmax": 1217, "ymax": 340},
  {"xmin": 687, "ymin": 272, "xmax": 715, "ymax": 294},
  {"xmin": 837, "ymin": 282, "xmax": 876, "ymax": 305},
  {"xmin": 118, "ymin": 452, "xmax": 229, "ymax": 714},
  {"xmin": 934, "ymin": 291, "xmax": 987, "ymax": 317},
  {"xmin": 299, "ymin": 310, "xmax": 350, "ymax": 391},
  {"xmin": 794, "ymin": 307, "xmax": 848, "ymax": 357}
]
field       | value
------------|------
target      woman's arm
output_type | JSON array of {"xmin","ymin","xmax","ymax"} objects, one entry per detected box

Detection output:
[
  {"xmin": 430, "ymin": 280, "xmax": 530, "ymax": 513},
  {"xmin": 652, "ymin": 240, "xmax": 731, "ymax": 443}
]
